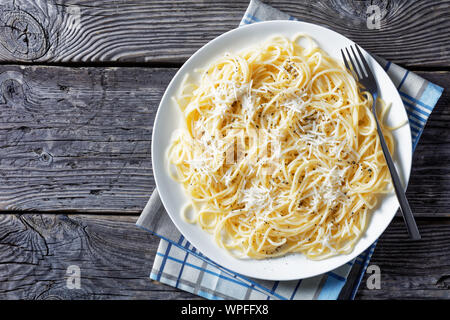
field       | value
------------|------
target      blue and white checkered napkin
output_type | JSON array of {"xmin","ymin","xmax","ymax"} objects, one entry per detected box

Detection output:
[{"xmin": 137, "ymin": 0, "xmax": 443, "ymax": 300}]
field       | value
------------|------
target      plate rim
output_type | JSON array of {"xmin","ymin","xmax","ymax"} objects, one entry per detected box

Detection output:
[{"xmin": 151, "ymin": 20, "xmax": 412, "ymax": 281}]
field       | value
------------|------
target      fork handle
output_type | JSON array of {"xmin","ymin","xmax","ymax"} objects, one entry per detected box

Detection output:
[{"xmin": 372, "ymin": 93, "xmax": 421, "ymax": 240}]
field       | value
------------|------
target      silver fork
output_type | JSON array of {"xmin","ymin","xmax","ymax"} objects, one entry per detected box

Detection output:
[{"xmin": 341, "ymin": 45, "xmax": 421, "ymax": 240}]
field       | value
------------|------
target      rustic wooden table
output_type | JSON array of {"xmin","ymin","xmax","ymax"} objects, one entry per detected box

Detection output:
[{"xmin": 0, "ymin": 0, "xmax": 449, "ymax": 300}]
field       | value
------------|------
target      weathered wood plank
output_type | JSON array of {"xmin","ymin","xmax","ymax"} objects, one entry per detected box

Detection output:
[
  {"xmin": 405, "ymin": 72, "xmax": 450, "ymax": 218},
  {"xmin": 0, "ymin": 66, "xmax": 448, "ymax": 215},
  {"xmin": 0, "ymin": 65, "xmax": 176, "ymax": 213},
  {"xmin": 0, "ymin": 214, "xmax": 448, "ymax": 299},
  {"xmin": 356, "ymin": 219, "xmax": 450, "ymax": 299},
  {"xmin": 0, "ymin": 214, "xmax": 198, "ymax": 299},
  {"xmin": 0, "ymin": 0, "xmax": 448, "ymax": 67}
]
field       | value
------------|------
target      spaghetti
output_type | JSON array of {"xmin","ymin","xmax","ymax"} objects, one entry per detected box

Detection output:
[{"xmin": 167, "ymin": 35, "xmax": 395, "ymax": 260}]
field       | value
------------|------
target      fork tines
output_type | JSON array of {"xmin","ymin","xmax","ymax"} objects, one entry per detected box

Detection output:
[
  {"xmin": 341, "ymin": 45, "xmax": 376, "ymax": 93},
  {"xmin": 341, "ymin": 45, "xmax": 373, "ymax": 79}
]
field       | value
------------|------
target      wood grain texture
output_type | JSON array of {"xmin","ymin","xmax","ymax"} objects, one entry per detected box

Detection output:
[
  {"xmin": 356, "ymin": 219, "xmax": 450, "ymax": 299},
  {"xmin": 405, "ymin": 71, "xmax": 450, "ymax": 218},
  {"xmin": 0, "ymin": 214, "xmax": 448, "ymax": 299},
  {"xmin": 0, "ymin": 65, "xmax": 176, "ymax": 213},
  {"xmin": 0, "ymin": 66, "xmax": 448, "ymax": 215},
  {"xmin": 0, "ymin": 0, "xmax": 448, "ymax": 67},
  {"xmin": 0, "ymin": 0, "xmax": 448, "ymax": 302},
  {"xmin": 0, "ymin": 214, "xmax": 198, "ymax": 299}
]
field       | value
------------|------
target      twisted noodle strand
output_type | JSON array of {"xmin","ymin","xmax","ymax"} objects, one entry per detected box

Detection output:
[{"xmin": 167, "ymin": 35, "xmax": 394, "ymax": 260}]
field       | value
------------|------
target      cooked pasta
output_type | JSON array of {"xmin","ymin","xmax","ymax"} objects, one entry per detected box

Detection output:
[{"xmin": 167, "ymin": 35, "xmax": 394, "ymax": 260}]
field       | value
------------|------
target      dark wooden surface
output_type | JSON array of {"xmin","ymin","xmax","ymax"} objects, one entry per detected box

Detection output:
[
  {"xmin": 0, "ymin": 0, "xmax": 449, "ymax": 67},
  {"xmin": 0, "ymin": 0, "xmax": 449, "ymax": 300},
  {"xmin": 0, "ymin": 214, "xmax": 449, "ymax": 300}
]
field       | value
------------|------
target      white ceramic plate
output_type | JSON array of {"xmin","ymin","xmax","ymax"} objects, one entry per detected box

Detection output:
[{"xmin": 152, "ymin": 21, "xmax": 412, "ymax": 281}]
